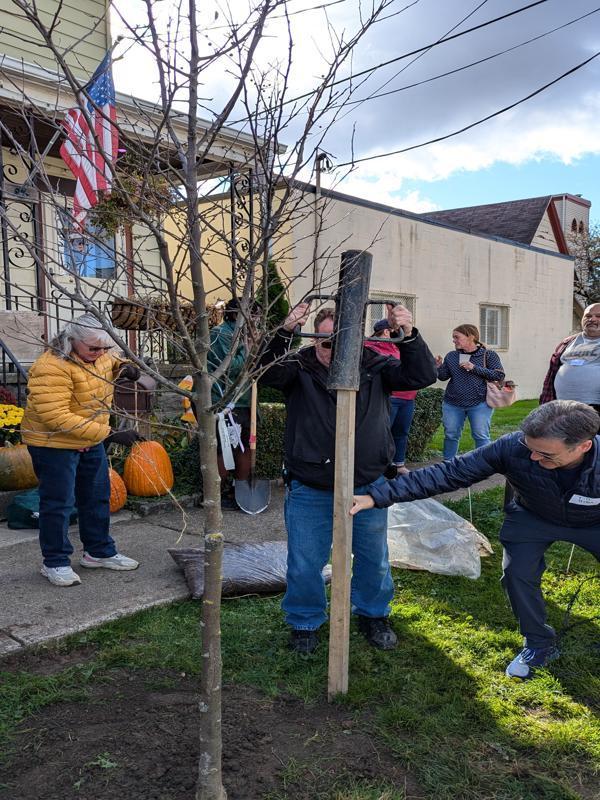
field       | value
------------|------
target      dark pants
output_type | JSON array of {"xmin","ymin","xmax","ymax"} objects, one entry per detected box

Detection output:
[
  {"xmin": 389, "ymin": 398, "xmax": 415, "ymax": 465},
  {"xmin": 500, "ymin": 504, "xmax": 600, "ymax": 648},
  {"xmin": 28, "ymin": 444, "xmax": 116, "ymax": 568}
]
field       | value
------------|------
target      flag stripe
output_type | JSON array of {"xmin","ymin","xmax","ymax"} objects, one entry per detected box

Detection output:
[{"xmin": 59, "ymin": 53, "xmax": 118, "ymax": 228}]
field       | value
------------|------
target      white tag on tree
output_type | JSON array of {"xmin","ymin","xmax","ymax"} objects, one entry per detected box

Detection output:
[{"xmin": 217, "ymin": 412, "xmax": 235, "ymax": 470}]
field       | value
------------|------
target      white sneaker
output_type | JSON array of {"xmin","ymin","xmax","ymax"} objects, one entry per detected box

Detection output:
[
  {"xmin": 80, "ymin": 552, "xmax": 139, "ymax": 571},
  {"xmin": 40, "ymin": 565, "xmax": 81, "ymax": 587}
]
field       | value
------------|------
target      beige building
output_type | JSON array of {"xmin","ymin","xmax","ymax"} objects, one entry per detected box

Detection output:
[{"xmin": 196, "ymin": 185, "xmax": 585, "ymax": 400}]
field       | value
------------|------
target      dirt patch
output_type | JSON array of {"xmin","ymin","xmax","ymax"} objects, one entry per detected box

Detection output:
[{"xmin": 0, "ymin": 669, "xmax": 423, "ymax": 800}]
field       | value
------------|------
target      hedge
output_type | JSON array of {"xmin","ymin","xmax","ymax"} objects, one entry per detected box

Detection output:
[{"xmin": 254, "ymin": 388, "xmax": 444, "ymax": 479}]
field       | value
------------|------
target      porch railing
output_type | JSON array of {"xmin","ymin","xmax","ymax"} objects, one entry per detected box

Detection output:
[
  {"xmin": 0, "ymin": 335, "xmax": 28, "ymax": 406},
  {"xmin": 2, "ymin": 292, "xmax": 180, "ymax": 365}
]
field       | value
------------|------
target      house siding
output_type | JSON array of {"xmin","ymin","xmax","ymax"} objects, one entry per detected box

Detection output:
[
  {"xmin": 0, "ymin": 0, "xmax": 109, "ymax": 79},
  {"xmin": 289, "ymin": 190, "xmax": 574, "ymax": 400}
]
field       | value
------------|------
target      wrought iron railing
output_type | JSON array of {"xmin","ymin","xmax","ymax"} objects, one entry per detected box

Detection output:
[
  {"xmin": 1, "ymin": 291, "xmax": 179, "ymax": 365},
  {"xmin": 0, "ymin": 335, "xmax": 28, "ymax": 406}
]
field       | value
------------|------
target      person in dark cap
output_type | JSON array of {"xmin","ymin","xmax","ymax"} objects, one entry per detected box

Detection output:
[{"xmin": 365, "ymin": 319, "xmax": 418, "ymax": 475}]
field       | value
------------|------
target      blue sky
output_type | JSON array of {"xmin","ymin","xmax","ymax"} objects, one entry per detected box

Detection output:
[
  {"xmin": 394, "ymin": 153, "xmax": 600, "ymax": 218},
  {"xmin": 113, "ymin": 1, "xmax": 600, "ymax": 222}
]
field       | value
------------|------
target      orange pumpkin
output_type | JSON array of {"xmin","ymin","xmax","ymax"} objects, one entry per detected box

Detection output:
[
  {"xmin": 0, "ymin": 444, "xmax": 38, "ymax": 491},
  {"xmin": 109, "ymin": 468, "xmax": 127, "ymax": 513},
  {"xmin": 123, "ymin": 440, "xmax": 174, "ymax": 497}
]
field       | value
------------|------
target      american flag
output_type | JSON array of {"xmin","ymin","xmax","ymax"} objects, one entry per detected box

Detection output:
[{"xmin": 60, "ymin": 53, "xmax": 118, "ymax": 229}]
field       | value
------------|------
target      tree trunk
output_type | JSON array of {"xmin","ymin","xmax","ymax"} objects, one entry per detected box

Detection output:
[{"xmin": 196, "ymin": 395, "xmax": 227, "ymax": 800}]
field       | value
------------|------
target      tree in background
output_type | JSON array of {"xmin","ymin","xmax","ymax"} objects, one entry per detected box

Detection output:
[
  {"xmin": 256, "ymin": 260, "xmax": 290, "ymax": 329},
  {"xmin": 569, "ymin": 222, "xmax": 600, "ymax": 307}
]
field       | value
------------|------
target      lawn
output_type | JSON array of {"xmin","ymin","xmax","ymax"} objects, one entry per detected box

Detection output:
[
  {"xmin": 426, "ymin": 399, "xmax": 538, "ymax": 457},
  {"xmin": 1, "ymin": 482, "xmax": 598, "ymax": 799}
]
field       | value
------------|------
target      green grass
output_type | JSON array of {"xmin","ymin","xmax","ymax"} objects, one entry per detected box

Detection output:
[
  {"xmin": 1, "ymin": 484, "xmax": 599, "ymax": 799},
  {"xmin": 426, "ymin": 399, "xmax": 538, "ymax": 456}
]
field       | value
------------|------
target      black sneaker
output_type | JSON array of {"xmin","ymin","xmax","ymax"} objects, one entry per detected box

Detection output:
[
  {"xmin": 357, "ymin": 616, "xmax": 398, "ymax": 650},
  {"xmin": 289, "ymin": 629, "xmax": 319, "ymax": 655}
]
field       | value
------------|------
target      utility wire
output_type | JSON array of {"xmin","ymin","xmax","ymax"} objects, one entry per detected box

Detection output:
[
  {"xmin": 361, "ymin": 0, "xmax": 491, "ymax": 107},
  {"xmin": 336, "ymin": 49, "xmax": 600, "ymax": 168},
  {"xmin": 226, "ymin": 0, "xmax": 550, "ymax": 126},
  {"xmin": 280, "ymin": 0, "xmax": 549, "ymax": 108},
  {"xmin": 335, "ymin": 6, "xmax": 600, "ymax": 110}
]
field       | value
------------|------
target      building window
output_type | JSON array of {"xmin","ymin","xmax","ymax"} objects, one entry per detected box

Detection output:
[
  {"xmin": 58, "ymin": 210, "xmax": 116, "ymax": 279},
  {"xmin": 579, "ymin": 221, "xmax": 585, "ymax": 235},
  {"xmin": 366, "ymin": 292, "xmax": 416, "ymax": 333},
  {"xmin": 571, "ymin": 218, "xmax": 578, "ymax": 233},
  {"xmin": 480, "ymin": 304, "xmax": 509, "ymax": 349}
]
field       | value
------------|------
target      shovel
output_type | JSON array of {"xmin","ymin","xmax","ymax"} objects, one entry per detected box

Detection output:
[{"xmin": 235, "ymin": 381, "xmax": 271, "ymax": 514}]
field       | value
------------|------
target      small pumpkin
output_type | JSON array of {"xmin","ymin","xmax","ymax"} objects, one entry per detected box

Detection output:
[
  {"xmin": 0, "ymin": 444, "xmax": 38, "ymax": 491},
  {"xmin": 109, "ymin": 468, "xmax": 127, "ymax": 513},
  {"xmin": 123, "ymin": 440, "xmax": 174, "ymax": 497}
]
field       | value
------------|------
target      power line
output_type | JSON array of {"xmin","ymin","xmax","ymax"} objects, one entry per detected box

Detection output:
[
  {"xmin": 283, "ymin": 0, "xmax": 549, "ymax": 107},
  {"xmin": 226, "ymin": 0, "xmax": 550, "ymax": 126},
  {"xmin": 336, "ymin": 50, "xmax": 600, "ymax": 168},
  {"xmin": 335, "ymin": 7, "xmax": 600, "ymax": 110}
]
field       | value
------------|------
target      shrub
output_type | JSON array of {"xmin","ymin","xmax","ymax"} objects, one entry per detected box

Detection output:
[
  {"xmin": 406, "ymin": 388, "xmax": 444, "ymax": 462},
  {"xmin": 256, "ymin": 403, "xmax": 286, "ymax": 479},
  {"xmin": 254, "ymin": 390, "xmax": 443, "ymax": 479}
]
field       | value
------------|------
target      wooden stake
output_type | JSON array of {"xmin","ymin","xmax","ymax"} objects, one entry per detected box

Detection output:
[{"xmin": 327, "ymin": 389, "xmax": 356, "ymax": 701}]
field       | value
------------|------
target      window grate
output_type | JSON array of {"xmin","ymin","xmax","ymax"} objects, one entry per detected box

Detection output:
[{"xmin": 366, "ymin": 293, "xmax": 416, "ymax": 334}]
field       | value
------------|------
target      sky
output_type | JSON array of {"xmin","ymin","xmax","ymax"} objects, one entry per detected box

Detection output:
[{"xmin": 111, "ymin": 0, "xmax": 600, "ymax": 221}]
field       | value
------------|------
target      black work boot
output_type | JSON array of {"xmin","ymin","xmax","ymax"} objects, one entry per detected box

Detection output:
[
  {"xmin": 289, "ymin": 629, "xmax": 319, "ymax": 655},
  {"xmin": 357, "ymin": 616, "xmax": 398, "ymax": 650}
]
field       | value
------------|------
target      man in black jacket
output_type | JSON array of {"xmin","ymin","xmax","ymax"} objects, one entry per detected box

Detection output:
[
  {"xmin": 260, "ymin": 302, "xmax": 437, "ymax": 654},
  {"xmin": 351, "ymin": 400, "xmax": 600, "ymax": 678}
]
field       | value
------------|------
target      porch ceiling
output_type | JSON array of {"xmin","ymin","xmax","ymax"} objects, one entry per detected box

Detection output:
[{"xmin": 0, "ymin": 54, "xmax": 269, "ymax": 177}]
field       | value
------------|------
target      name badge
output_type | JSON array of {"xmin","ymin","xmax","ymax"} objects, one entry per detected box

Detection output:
[
  {"xmin": 569, "ymin": 494, "xmax": 600, "ymax": 506},
  {"xmin": 567, "ymin": 359, "xmax": 586, "ymax": 366}
]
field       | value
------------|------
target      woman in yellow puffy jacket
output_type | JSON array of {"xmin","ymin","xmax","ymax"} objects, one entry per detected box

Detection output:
[{"xmin": 22, "ymin": 313, "xmax": 142, "ymax": 587}]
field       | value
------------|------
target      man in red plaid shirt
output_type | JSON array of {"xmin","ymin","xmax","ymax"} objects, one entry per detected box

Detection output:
[{"xmin": 539, "ymin": 304, "xmax": 600, "ymax": 420}]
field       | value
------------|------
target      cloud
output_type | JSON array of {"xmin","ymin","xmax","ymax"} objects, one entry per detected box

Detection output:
[{"xmin": 111, "ymin": 0, "xmax": 600, "ymax": 199}]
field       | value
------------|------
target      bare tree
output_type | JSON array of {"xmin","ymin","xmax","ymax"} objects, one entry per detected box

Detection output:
[
  {"xmin": 569, "ymin": 223, "xmax": 600, "ymax": 308},
  {"xmin": 1, "ymin": 1, "xmax": 397, "ymax": 797}
]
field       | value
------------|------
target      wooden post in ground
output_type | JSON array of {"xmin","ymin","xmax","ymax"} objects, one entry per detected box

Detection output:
[
  {"xmin": 327, "ymin": 389, "xmax": 356, "ymax": 699},
  {"xmin": 327, "ymin": 249, "xmax": 372, "ymax": 701}
]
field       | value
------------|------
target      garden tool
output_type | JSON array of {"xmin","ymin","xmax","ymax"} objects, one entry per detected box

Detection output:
[{"xmin": 235, "ymin": 381, "xmax": 271, "ymax": 515}]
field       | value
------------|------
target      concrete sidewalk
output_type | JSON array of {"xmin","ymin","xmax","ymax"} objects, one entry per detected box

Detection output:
[{"xmin": 0, "ymin": 472, "xmax": 505, "ymax": 659}]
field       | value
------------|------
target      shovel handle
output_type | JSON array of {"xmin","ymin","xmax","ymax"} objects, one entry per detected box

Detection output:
[{"xmin": 249, "ymin": 381, "xmax": 257, "ymax": 466}]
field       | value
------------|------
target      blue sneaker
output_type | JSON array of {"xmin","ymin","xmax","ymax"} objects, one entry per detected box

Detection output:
[{"xmin": 505, "ymin": 645, "xmax": 560, "ymax": 679}]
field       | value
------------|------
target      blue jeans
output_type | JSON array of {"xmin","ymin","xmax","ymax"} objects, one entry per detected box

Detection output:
[
  {"xmin": 442, "ymin": 400, "xmax": 493, "ymax": 460},
  {"xmin": 28, "ymin": 444, "xmax": 116, "ymax": 568},
  {"xmin": 390, "ymin": 398, "xmax": 415, "ymax": 465},
  {"xmin": 282, "ymin": 477, "xmax": 394, "ymax": 630}
]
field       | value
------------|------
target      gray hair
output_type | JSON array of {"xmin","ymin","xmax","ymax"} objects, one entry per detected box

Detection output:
[
  {"xmin": 521, "ymin": 400, "xmax": 599, "ymax": 445},
  {"xmin": 48, "ymin": 313, "xmax": 115, "ymax": 359}
]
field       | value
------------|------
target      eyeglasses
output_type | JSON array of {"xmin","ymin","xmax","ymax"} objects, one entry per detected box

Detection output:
[
  {"xmin": 85, "ymin": 345, "xmax": 112, "ymax": 353},
  {"xmin": 518, "ymin": 437, "xmax": 570, "ymax": 463}
]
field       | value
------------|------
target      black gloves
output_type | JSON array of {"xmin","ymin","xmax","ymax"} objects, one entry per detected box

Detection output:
[
  {"xmin": 105, "ymin": 429, "xmax": 144, "ymax": 447},
  {"xmin": 116, "ymin": 363, "xmax": 141, "ymax": 383}
]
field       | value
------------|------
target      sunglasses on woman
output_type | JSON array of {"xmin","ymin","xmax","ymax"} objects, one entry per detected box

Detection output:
[{"xmin": 86, "ymin": 345, "xmax": 112, "ymax": 353}]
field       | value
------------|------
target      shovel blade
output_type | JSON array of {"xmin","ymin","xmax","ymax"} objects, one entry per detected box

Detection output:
[{"xmin": 234, "ymin": 478, "xmax": 271, "ymax": 515}]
